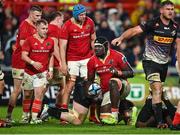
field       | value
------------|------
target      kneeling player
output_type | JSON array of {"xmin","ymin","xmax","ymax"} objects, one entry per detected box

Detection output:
[{"xmin": 87, "ymin": 37, "xmax": 134, "ymax": 124}]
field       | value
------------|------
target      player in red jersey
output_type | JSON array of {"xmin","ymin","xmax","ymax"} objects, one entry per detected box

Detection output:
[
  {"xmin": 87, "ymin": 37, "xmax": 134, "ymax": 124},
  {"xmin": 60, "ymin": 4, "xmax": 96, "ymax": 111},
  {"xmin": 6, "ymin": 5, "xmax": 42, "ymax": 123},
  {"xmin": 21, "ymin": 19, "xmax": 54, "ymax": 124},
  {"xmin": 47, "ymin": 11, "xmax": 65, "ymax": 108}
]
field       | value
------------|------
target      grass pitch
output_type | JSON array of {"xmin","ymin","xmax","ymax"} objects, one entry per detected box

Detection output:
[{"xmin": 0, "ymin": 106, "xmax": 180, "ymax": 134}]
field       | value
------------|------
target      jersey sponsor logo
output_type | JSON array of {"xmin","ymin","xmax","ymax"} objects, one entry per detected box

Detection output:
[
  {"xmin": 171, "ymin": 30, "xmax": 176, "ymax": 36},
  {"xmin": 122, "ymin": 56, "xmax": 127, "ymax": 63},
  {"xmin": 164, "ymin": 27, "xmax": 169, "ymax": 30},
  {"xmin": 153, "ymin": 35, "xmax": 173, "ymax": 44},
  {"xmin": 34, "ymin": 42, "xmax": 38, "ymax": 46},
  {"xmin": 173, "ymin": 24, "xmax": 177, "ymax": 29},
  {"xmin": 108, "ymin": 59, "xmax": 113, "ymax": 64},
  {"xmin": 32, "ymin": 49, "xmax": 50, "ymax": 53},
  {"xmin": 86, "ymin": 24, "xmax": 91, "ymax": 30},
  {"xmin": 46, "ymin": 42, "xmax": 51, "ymax": 46},
  {"xmin": 155, "ymin": 23, "xmax": 159, "ymax": 27},
  {"xmin": 154, "ymin": 30, "xmax": 164, "ymax": 34},
  {"xmin": 73, "ymin": 33, "xmax": 90, "ymax": 39}
]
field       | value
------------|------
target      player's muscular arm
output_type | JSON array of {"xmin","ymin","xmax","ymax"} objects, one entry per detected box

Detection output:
[
  {"xmin": 111, "ymin": 26, "xmax": 143, "ymax": 46},
  {"xmin": 47, "ymin": 54, "xmax": 54, "ymax": 80},
  {"xmin": 53, "ymin": 38, "xmax": 61, "ymax": 65},
  {"xmin": 59, "ymin": 39, "xmax": 68, "ymax": 75},
  {"xmin": 90, "ymin": 32, "xmax": 96, "ymax": 49},
  {"xmin": 21, "ymin": 51, "xmax": 43, "ymax": 70},
  {"xmin": 110, "ymin": 64, "xmax": 134, "ymax": 79}
]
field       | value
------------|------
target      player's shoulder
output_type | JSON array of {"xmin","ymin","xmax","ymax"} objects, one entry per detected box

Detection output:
[
  {"xmin": 89, "ymin": 55, "xmax": 96, "ymax": 61},
  {"xmin": 19, "ymin": 20, "xmax": 31, "ymax": 28},
  {"xmin": 110, "ymin": 49, "xmax": 124, "ymax": 57},
  {"xmin": 86, "ymin": 17, "xmax": 94, "ymax": 24},
  {"xmin": 148, "ymin": 16, "xmax": 160, "ymax": 26},
  {"xmin": 26, "ymin": 35, "xmax": 35, "ymax": 41},
  {"xmin": 170, "ymin": 20, "xmax": 179, "ymax": 29},
  {"xmin": 63, "ymin": 19, "xmax": 72, "ymax": 26}
]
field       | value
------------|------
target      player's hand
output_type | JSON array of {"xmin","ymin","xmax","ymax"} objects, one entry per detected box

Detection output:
[
  {"xmin": 32, "ymin": 62, "xmax": 43, "ymax": 70},
  {"xmin": 109, "ymin": 67, "xmax": 119, "ymax": 77},
  {"xmin": 47, "ymin": 71, "xmax": 53, "ymax": 80},
  {"xmin": 111, "ymin": 38, "xmax": 122, "ymax": 46},
  {"xmin": 60, "ymin": 64, "xmax": 68, "ymax": 76}
]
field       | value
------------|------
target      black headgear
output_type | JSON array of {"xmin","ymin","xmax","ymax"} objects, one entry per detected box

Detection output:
[{"xmin": 94, "ymin": 37, "xmax": 109, "ymax": 52}]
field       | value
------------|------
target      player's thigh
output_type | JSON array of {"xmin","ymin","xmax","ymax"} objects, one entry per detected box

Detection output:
[
  {"xmin": 33, "ymin": 71, "xmax": 48, "ymax": 89},
  {"xmin": 12, "ymin": 68, "xmax": 24, "ymax": 80},
  {"xmin": 119, "ymin": 79, "xmax": 130, "ymax": 100},
  {"xmin": 142, "ymin": 60, "xmax": 161, "ymax": 82},
  {"xmin": 67, "ymin": 61, "xmax": 80, "ymax": 76},
  {"xmin": 73, "ymin": 101, "xmax": 89, "ymax": 123},
  {"xmin": 49, "ymin": 67, "xmax": 66, "ymax": 87},
  {"xmin": 79, "ymin": 58, "xmax": 89, "ymax": 78},
  {"xmin": 21, "ymin": 72, "xmax": 33, "ymax": 91}
]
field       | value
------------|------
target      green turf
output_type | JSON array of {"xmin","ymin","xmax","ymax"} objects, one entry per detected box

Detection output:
[{"xmin": 0, "ymin": 107, "xmax": 180, "ymax": 134}]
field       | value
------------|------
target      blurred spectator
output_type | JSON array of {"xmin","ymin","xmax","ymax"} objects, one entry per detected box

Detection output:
[
  {"xmin": 126, "ymin": 45, "xmax": 141, "ymax": 67},
  {"xmin": 0, "ymin": 3, "xmax": 5, "ymax": 34},
  {"xmin": 4, "ymin": 6, "xmax": 18, "ymax": 30},
  {"xmin": 108, "ymin": 8, "xmax": 123, "ymax": 37},
  {"xmin": 130, "ymin": 0, "xmax": 145, "ymax": 26},
  {"xmin": 116, "ymin": 3, "xmax": 130, "ymax": 23},
  {"xmin": 1, "ymin": 19, "xmax": 15, "ymax": 52},
  {"xmin": 92, "ymin": 11, "xmax": 104, "ymax": 30},
  {"xmin": 3, "ymin": 40, "xmax": 16, "ymax": 66},
  {"xmin": 96, "ymin": 20, "xmax": 116, "ymax": 42},
  {"xmin": 116, "ymin": 3, "xmax": 131, "ymax": 30},
  {"xmin": 42, "ymin": 6, "xmax": 56, "ymax": 21}
]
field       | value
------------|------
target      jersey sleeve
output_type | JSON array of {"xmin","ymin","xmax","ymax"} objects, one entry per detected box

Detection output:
[
  {"xmin": 87, "ymin": 58, "xmax": 96, "ymax": 76},
  {"xmin": 22, "ymin": 38, "xmax": 31, "ymax": 52},
  {"xmin": 117, "ymin": 53, "xmax": 129, "ymax": 70},
  {"xmin": 19, "ymin": 23, "xmax": 30, "ymax": 40},
  {"xmin": 139, "ymin": 18, "xmax": 154, "ymax": 33},
  {"xmin": 59, "ymin": 22, "xmax": 69, "ymax": 40}
]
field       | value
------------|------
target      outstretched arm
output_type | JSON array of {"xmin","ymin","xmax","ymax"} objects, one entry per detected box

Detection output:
[{"xmin": 111, "ymin": 26, "xmax": 143, "ymax": 46}]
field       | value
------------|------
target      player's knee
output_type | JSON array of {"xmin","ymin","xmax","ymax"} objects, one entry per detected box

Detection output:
[
  {"xmin": 24, "ymin": 91, "xmax": 33, "ymax": 99},
  {"xmin": 73, "ymin": 118, "xmax": 83, "ymax": 125},
  {"xmin": 109, "ymin": 78, "xmax": 122, "ymax": 92}
]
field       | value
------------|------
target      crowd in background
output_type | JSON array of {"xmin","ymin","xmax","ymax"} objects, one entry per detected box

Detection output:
[{"xmin": 0, "ymin": 0, "xmax": 179, "ymax": 68}]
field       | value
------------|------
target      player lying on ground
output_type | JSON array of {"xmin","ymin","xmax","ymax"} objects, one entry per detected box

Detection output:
[{"xmin": 136, "ymin": 89, "xmax": 176, "ymax": 128}]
